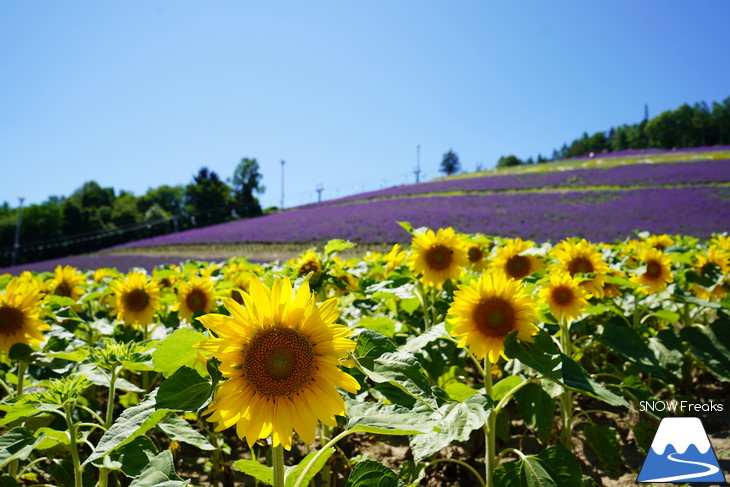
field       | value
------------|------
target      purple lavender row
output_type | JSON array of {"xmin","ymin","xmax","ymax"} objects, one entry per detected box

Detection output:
[
  {"xmin": 114, "ymin": 186, "xmax": 729, "ymax": 248},
  {"xmin": 300, "ymin": 159, "xmax": 730, "ymax": 207}
]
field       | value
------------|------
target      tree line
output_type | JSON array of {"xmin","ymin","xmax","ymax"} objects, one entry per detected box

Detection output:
[
  {"xmin": 451, "ymin": 97, "xmax": 730, "ymax": 171},
  {"xmin": 0, "ymin": 159, "xmax": 265, "ymax": 267}
]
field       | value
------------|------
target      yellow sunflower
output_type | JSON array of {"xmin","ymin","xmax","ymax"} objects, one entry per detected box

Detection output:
[
  {"xmin": 710, "ymin": 234, "xmax": 730, "ymax": 252},
  {"xmin": 174, "ymin": 276, "xmax": 218, "ymax": 323},
  {"xmin": 539, "ymin": 272, "xmax": 590, "ymax": 322},
  {"xmin": 49, "ymin": 265, "xmax": 86, "ymax": 301},
  {"xmin": 110, "ymin": 272, "xmax": 161, "ymax": 328},
  {"xmin": 629, "ymin": 248, "xmax": 673, "ymax": 294},
  {"xmin": 447, "ymin": 272, "xmax": 538, "ymax": 363},
  {"xmin": 691, "ymin": 246, "xmax": 729, "ymax": 301},
  {"xmin": 409, "ymin": 227, "xmax": 469, "ymax": 288},
  {"xmin": 383, "ymin": 243, "xmax": 407, "ymax": 277},
  {"xmin": 644, "ymin": 234, "xmax": 674, "ymax": 251},
  {"xmin": 293, "ymin": 250, "xmax": 325, "ymax": 287},
  {"xmin": 463, "ymin": 238, "xmax": 489, "ymax": 272},
  {"xmin": 195, "ymin": 277, "xmax": 359, "ymax": 450},
  {"xmin": 492, "ymin": 238, "xmax": 543, "ymax": 280},
  {"xmin": 0, "ymin": 277, "xmax": 50, "ymax": 355},
  {"xmin": 550, "ymin": 239, "xmax": 609, "ymax": 298}
]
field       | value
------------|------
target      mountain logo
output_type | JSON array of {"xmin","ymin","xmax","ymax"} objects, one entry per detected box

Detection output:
[{"xmin": 637, "ymin": 417, "xmax": 725, "ymax": 483}]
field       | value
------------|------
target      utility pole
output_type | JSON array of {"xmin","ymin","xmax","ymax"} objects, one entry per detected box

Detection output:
[
  {"xmin": 316, "ymin": 185, "xmax": 324, "ymax": 203},
  {"xmin": 11, "ymin": 197, "xmax": 24, "ymax": 266},
  {"xmin": 414, "ymin": 144, "xmax": 421, "ymax": 183},
  {"xmin": 280, "ymin": 160, "xmax": 286, "ymax": 210}
]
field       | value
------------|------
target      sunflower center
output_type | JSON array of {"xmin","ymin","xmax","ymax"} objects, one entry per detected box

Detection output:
[
  {"xmin": 473, "ymin": 298, "xmax": 515, "ymax": 337},
  {"xmin": 552, "ymin": 286, "xmax": 574, "ymax": 306},
  {"xmin": 0, "ymin": 306, "xmax": 24, "ymax": 335},
  {"xmin": 124, "ymin": 289, "xmax": 150, "ymax": 313},
  {"xmin": 646, "ymin": 261, "xmax": 663, "ymax": 279},
  {"xmin": 186, "ymin": 289, "xmax": 208, "ymax": 312},
  {"xmin": 568, "ymin": 257, "xmax": 594, "ymax": 275},
  {"xmin": 54, "ymin": 281, "xmax": 72, "ymax": 297},
  {"xmin": 426, "ymin": 245, "xmax": 453, "ymax": 271},
  {"xmin": 299, "ymin": 261, "xmax": 321, "ymax": 276},
  {"xmin": 506, "ymin": 255, "xmax": 531, "ymax": 280},
  {"xmin": 468, "ymin": 247, "xmax": 483, "ymax": 263},
  {"xmin": 231, "ymin": 290, "xmax": 244, "ymax": 304},
  {"xmin": 244, "ymin": 327, "xmax": 315, "ymax": 398}
]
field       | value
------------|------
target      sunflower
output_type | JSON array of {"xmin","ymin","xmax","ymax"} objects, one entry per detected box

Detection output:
[
  {"xmin": 174, "ymin": 276, "xmax": 218, "ymax": 323},
  {"xmin": 447, "ymin": 272, "xmax": 538, "ymax": 363},
  {"xmin": 383, "ymin": 243, "xmax": 407, "ymax": 277},
  {"xmin": 0, "ymin": 277, "xmax": 50, "ymax": 355},
  {"xmin": 550, "ymin": 239, "xmax": 609, "ymax": 298},
  {"xmin": 463, "ymin": 235, "xmax": 490, "ymax": 272},
  {"xmin": 644, "ymin": 234, "xmax": 674, "ymax": 251},
  {"xmin": 492, "ymin": 238, "xmax": 543, "ymax": 280},
  {"xmin": 629, "ymin": 248, "xmax": 673, "ymax": 294},
  {"xmin": 539, "ymin": 272, "xmax": 590, "ymax": 322},
  {"xmin": 691, "ymin": 246, "xmax": 729, "ymax": 301},
  {"xmin": 49, "ymin": 265, "xmax": 86, "ymax": 301},
  {"xmin": 293, "ymin": 250, "xmax": 325, "ymax": 287},
  {"xmin": 409, "ymin": 227, "xmax": 469, "ymax": 288},
  {"xmin": 195, "ymin": 277, "xmax": 359, "ymax": 450},
  {"xmin": 710, "ymin": 234, "xmax": 730, "ymax": 252},
  {"xmin": 110, "ymin": 272, "xmax": 161, "ymax": 328}
]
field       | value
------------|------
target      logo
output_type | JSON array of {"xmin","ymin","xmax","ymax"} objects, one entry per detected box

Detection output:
[{"xmin": 637, "ymin": 417, "xmax": 725, "ymax": 483}]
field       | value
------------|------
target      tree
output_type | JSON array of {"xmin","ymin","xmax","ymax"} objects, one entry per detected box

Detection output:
[
  {"xmin": 185, "ymin": 168, "xmax": 232, "ymax": 225},
  {"xmin": 232, "ymin": 158, "xmax": 265, "ymax": 218},
  {"xmin": 440, "ymin": 150, "xmax": 461, "ymax": 176},
  {"xmin": 497, "ymin": 155, "xmax": 523, "ymax": 168}
]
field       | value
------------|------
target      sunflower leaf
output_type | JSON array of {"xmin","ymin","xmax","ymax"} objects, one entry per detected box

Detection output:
[
  {"xmin": 409, "ymin": 394, "xmax": 492, "ymax": 461},
  {"xmin": 83, "ymin": 390, "xmax": 170, "ymax": 467},
  {"xmin": 157, "ymin": 415, "xmax": 215, "ymax": 451},
  {"xmin": 284, "ymin": 448, "xmax": 335, "ymax": 487},
  {"xmin": 493, "ymin": 445, "xmax": 583, "ymax": 487},
  {"xmin": 345, "ymin": 397, "xmax": 436, "ymax": 436},
  {"xmin": 232, "ymin": 460, "xmax": 272, "ymax": 485},
  {"xmin": 345, "ymin": 460, "xmax": 399, "ymax": 487},
  {"xmin": 155, "ymin": 367, "xmax": 213, "ymax": 412},
  {"xmin": 0, "ymin": 427, "xmax": 47, "ymax": 468},
  {"xmin": 128, "ymin": 451, "xmax": 188, "ymax": 487},
  {"xmin": 152, "ymin": 328, "xmax": 208, "ymax": 378}
]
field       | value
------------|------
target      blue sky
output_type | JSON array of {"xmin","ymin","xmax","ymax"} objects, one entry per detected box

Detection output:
[{"xmin": 2, "ymin": 1, "xmax": 729, "ymax": 209}]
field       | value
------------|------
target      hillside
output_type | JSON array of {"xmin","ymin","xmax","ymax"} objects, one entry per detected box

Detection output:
[{"xmin": 2, "ymin": 148, "xmax": 729, "ymax": 273}]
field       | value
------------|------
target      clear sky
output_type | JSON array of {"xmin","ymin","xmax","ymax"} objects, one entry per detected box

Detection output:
[{"xmin": 2, "ymin": 1, "xmax": 729, "ymax": 209}]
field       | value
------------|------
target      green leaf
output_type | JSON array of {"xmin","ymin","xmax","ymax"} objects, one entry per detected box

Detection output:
[
  {"xmin": 44, "ymin": 349, "xmax": 89, "ymax": 362},
  {"xmin": 492, "ymin": 376, "xmax": 523, "ymax": 402},
  {"xmin": 650, "ymin": 309, "xmax": 680, "ymax": 323},
  {"xmin": 493, "ymin": 445, "xmax": 583, "ymax": 487},
  {"xmin": 680, "ymin": 317, "xmax": 730, "ymax": 381},
  {"xmin": 155, "ymin": 367, "xmax": 213, "ymax": 412},
  {"xmin": 153, "ymin": 328, "xmax": 208, "ymax": 378},
  {"xmin": 0, "ymin": 427, "xmax": 46, "ymax": 467},
  {"xmin": 345, "ymin": 460, "xmax": 398, "ymax": 487},
  {"xmin": 324, "ymin": 239, "xmax": 355, "ymax": 256},
  {"xmin": 232, "ymin": 460, "xmax": 272, "ymax": 485},
  {"xmin": 0, "ymin": 402, "xmax": 49, "ymax": 426},
  {"xmin": 345, "ymin": 398, "xmax": 436, "ymax": 436},
  {"xmin": 354, "ymin": 351, "xmax": 437, "ymax": 409},
  {"xmin": 0, "ymin": 475, "xmax": 20, "ymax": 487},
  {"xmin": 48, "ymin": 459, "xmax": 74, "ymax": 487},
  {"xmin": 444, "ymin": 382, "xmax": 479, "ymax": 401},
  {"xmin": 358, "ymin": 316, "xmax": 396, "ymax": 338},
  {"xmin": 34, "ymin": 427, "xmax": 71, "ymax": 450},
  {"xmin": 8, "ymin": 343, "xmax": 33, "ymax": 363},
  {"xmin": 584, "ymin": 424, "xmax": 622, "ymax": 479},
  {"xmin": 284, "ymin": 448, "xmax": 335, "ymax": 487},
  {"xmin": 598, "ymin": 321, "xmax": 664, "ymax": 377},
  {"xmin": 504, "ymin": 331, "xmax": 629, "ymax": 408},
  {"xmin": 400, "ymin": 297, "xmax": 420, "ymax": 315},
  {"xmin": 514, "ymin": 383, "xmax": 555, "ymax": 443},
  {"xmin": 129, "ymin": 451, "xmax": 188, "ymax": 487},
  {"xmin": 648, "ymin": 329, "xmax": 684, "ymax": 374},
  {"xmin": 396, "ymin": 221, "xmax": 415, "ymax": 235},
  {"xmin": 400, "ymin": 323, "xmax": 447, "ymax": 354},
  {"xmin": 410, "ymin": 394, "xmax": 491, "ymax": 461},
  {"xmin": 92, "ymin": 436, "xmax": 159, "ymax": 477},
  {"xmin": 157, "ymin": 415, "xmax": 215, "ymax": 451},
  {"xmin": 83, "ymin": 390, "xmax": 170, "ymax": 467},
  {"xmin": 354, "ymin": 331, "xmax": 437, "ymax": 409}
]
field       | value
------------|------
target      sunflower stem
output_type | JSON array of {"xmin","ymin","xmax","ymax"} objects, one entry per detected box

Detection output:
[
  {"xmin": 424, "ymin": 458, "xmax": 486, "ymax": 487},
  {"xmin": 99, "ymin": 367, "xmax": 119, "ymax": 487},
  {"xmin": 16, "ymin": 360, "xmax": 27, "ymax": 397},
  {"xmin": 415, "ymin": 281, "xmax": 432, "ymax": 331},
  {"xmin": 64, "ymin": 403, "xmax": 83, "ymax": 487},
  {"xmin": 482, "ymin": 357, "xmax": 495, "ymax": 487},
  {"xmin": 558, "ymin": 317, "xmax": 573, "ymax": 449},
  {"xmin": 293, "ymin": 429, "xmax": 352, "ymax": 487},
  {"xmin": 272, "ymin": 443, "xmax": 285, "ymax": 487}
]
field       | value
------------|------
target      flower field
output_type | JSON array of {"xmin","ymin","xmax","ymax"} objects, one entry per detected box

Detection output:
[{"xmin": 1, "ymin": 228, "xmax": 729, "ymax": 486}]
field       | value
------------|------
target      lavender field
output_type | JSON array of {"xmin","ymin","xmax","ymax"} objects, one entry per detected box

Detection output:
[
  {"xmin": 115, "ymin": 185, "xmax": 729, "ymax": 248},
  {"xmin": 300, "ymin": 158, "xmax": 730, "ymax": 206}
]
